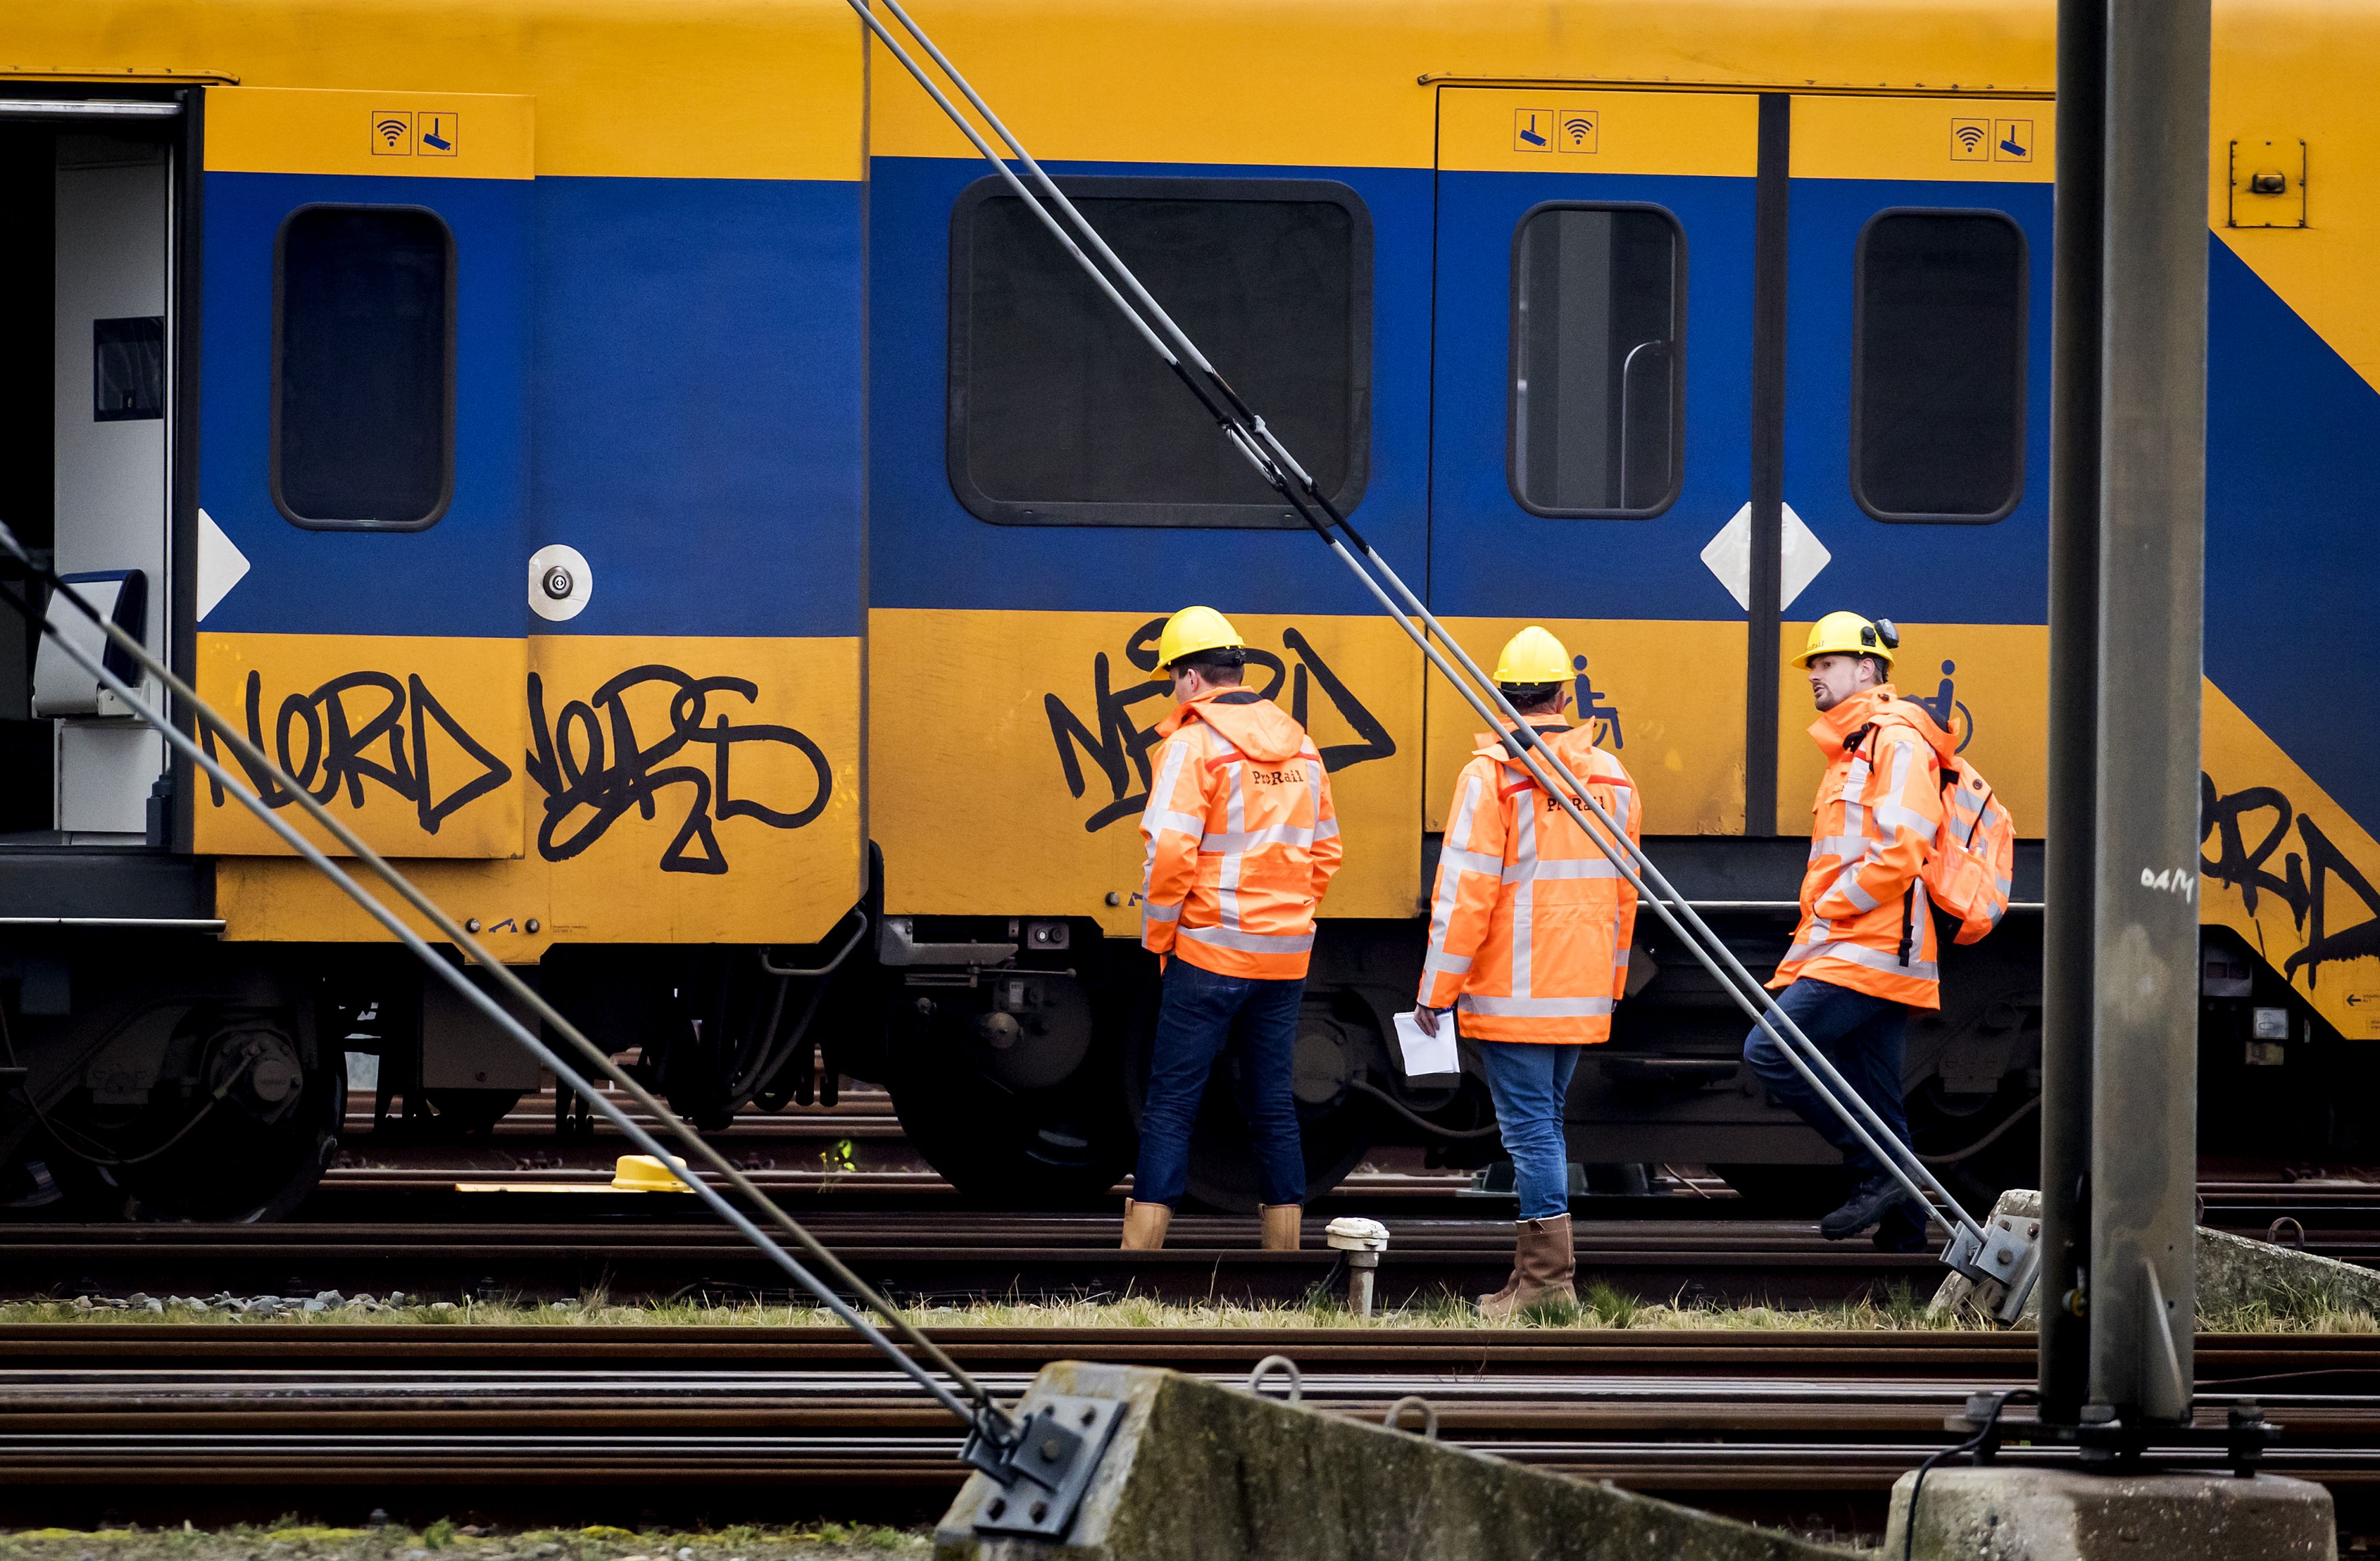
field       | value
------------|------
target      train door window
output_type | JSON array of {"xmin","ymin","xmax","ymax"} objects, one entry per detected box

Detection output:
[
  {"xmin": 272, "ymin": 204, "xmax": 455, "ymax": 529},
  {"xmin": 947, "ymin": 176, "xmax": 1371, "ymax": 527},
  {"xmin": 1508, "ymin": 203, "xmax": 1684, "ymax": 518},
  {"xmin": 1851, "ymin": 209, "xmax": 2027, "ymax": 523}
]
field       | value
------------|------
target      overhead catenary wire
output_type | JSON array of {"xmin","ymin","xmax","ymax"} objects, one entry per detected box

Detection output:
[
  {"xmin": 844, "ymin": 0, "xmax": 1983, "ymax": 1246},
  {"xmin": 0, "ymin": 538, "xmax": 1019, "ymax": 1461}
]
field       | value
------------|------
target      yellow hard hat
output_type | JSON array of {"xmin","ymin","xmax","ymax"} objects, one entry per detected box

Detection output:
[
  {"xmin": 1795, "ymin": 611, "xmax": 1898, "ymax": 669},
  {"xmin": 1493, "ymin": 625, "xmax": 1573, "ymax": 686},
  {"xmin": 609, "ymin": 1153, "xmax": 695, "ymax": 1193},
  {"xmin": 1153, "ymin": 605, "xmax": 1245, "ymax": 676}
]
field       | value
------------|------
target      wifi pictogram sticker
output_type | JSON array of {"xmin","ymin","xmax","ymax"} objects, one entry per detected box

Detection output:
[
  {"xmin": 1950, "ymin": 118, "xmax": 1991, "ymax": 162},
  {"xmin": 371, "ymin": 110, "xmax": 415, "ymax": 156},
  {"xmin": 1557, "ymin": 112, "xmax": 1598, "ymax": 154}
]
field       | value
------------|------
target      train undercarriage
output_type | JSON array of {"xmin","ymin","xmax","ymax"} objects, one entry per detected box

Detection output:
[{"xmin": 0, "ymin": 836, "xmax": 2361, "ymax": 1223}]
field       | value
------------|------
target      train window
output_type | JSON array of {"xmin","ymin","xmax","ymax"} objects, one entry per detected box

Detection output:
[
  {"xmin": 1508, "ymin": 203, "xmax": 1684, "ymax": 518},
  {"xmin": 948, "ymin": 176, "xmax": 1371, "ymax": 527},
  {"xmin": 1852, "ymin": 210, "xmax": 2027, "ymax": 523},
  {"xmin": 272, "ymin": 205, "xmax": 455, "ymax": 529}
]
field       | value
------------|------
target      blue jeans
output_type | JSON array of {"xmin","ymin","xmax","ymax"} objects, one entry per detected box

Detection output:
[
  {"xmin": 1742, "ymin": 976, "xmax": 1914, "ymax": 1180},
  {"xmin": 1476, "ymin": 1040, "xmax": 1582, "ymax": 1221},
  {"xmin": 1133, "ymin": 958, "xmax": 1306, "ymax": 1208}
]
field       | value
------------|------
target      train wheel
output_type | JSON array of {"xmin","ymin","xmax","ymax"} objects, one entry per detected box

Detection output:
[
  {"xmin": 70, "ymin": 1016, "xmax": 346, "ymax": 1223},
  {"xmin": 885, "ymin": 1058, "xmax": 1132, "ymax": 1207}
]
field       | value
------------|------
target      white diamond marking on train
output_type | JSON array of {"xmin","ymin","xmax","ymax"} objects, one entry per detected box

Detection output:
[
  {"xmin": 1701, "ymin": 501, "xmax": 1831, "ymax": 612},
  {"xmin": 195, "ymin": 507, "xmax": 250, "ymax": 622}
]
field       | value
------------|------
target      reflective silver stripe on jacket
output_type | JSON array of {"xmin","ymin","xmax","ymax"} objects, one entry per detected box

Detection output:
[
  {"xmin": 1510, "ymin": 791, "xmax": 1538, "ymax": 999},
  {"xmin": 1783, "ymin": 938, "xmax": 1940, "ymax": 983},
  {"xmin": 1141, "ymin": 900, "xmax": 1182, "ymax": 923},
  {"xmin": 1180, "ymin": 924, "xmax": 1316, "ymax": 955},
  {"xmin": 1204, "ymin": 822, "xmax": 1324, "ymax": 852},
  {"xmin": 1458, "ymin": 993, "xmax": 1617, "ymax": 1018},
  {"xmin": 1508, "ymin": 855, "xmax": 1625, "ymax": 883},
  {"xmin": 1423, "ymin": 772, "xmax": 1489, "ymax": 978}
]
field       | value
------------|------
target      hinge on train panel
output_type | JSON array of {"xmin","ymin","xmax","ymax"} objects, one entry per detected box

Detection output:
[
  {"xmin": 1943, "ymin": 1213, "xmax": 2043, "ymax": 1324},
  {"xmin": 964, "ymin": 1395, "xmax": 1126, "ymax": 1540}
]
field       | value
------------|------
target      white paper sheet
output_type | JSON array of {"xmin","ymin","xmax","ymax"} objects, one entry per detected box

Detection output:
[{"xmin": 1393, "ymin": 1009, "xmax": 1459, "ymax": 1079}]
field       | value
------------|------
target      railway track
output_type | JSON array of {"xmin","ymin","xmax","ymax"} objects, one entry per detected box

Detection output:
[
  {"xmin": 10, "ymin": 1198, "xmax": 2378, "ymax": 1306},
  {"xmin": 0, "ymin": 1216, "xmax": 1945, "ymax": 1307},
  {"xmin": 0, "ymin": 1327, "xmax": 2373, "ymax": 1533}
]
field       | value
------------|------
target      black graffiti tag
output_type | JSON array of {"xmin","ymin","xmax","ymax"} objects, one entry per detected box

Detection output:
[
  {"xmin": 2200, "ymin": 772, "xmax": 2380, "ymax": 989},
  {"xmin": 525, "ymin": 666, "xmax": 832, "ymax": 875},
  {"xmin": 199, "ymin": 670, "xmax": 512, "ymax": 834},
  {"xmin": 1044, "ymin": 619, "xmax": 1396, "ymax": 833}
]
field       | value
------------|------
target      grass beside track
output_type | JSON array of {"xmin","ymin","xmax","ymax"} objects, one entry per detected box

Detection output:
[
  {"xmin": 5, "ymin": 1280, "xmax": 2374, "ymax": 1333},
  {"xmin": 0, "ymin": 1523, "xmax": 923, "ymax": 1561}
]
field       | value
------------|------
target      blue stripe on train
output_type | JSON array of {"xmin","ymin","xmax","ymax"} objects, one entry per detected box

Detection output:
[
  {"xmin": 865, "ymin": 155, "xmax": 1432, "ymax": 617},
  {"xmin": 2205, "ymin": 236, "xmax": 2380, "ymax": 837},
  {"xmin": 199, "ymin": 172, "xmax": 862, "ymax": 641}
]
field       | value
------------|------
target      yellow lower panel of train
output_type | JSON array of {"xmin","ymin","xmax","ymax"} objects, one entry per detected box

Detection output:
[
  {"xmin": 1773, "ymin": 620, "xmax": 2050, "ymax": 839},
  {"xmin": 1418, "ymin": 617, "xmax": 1748, "ymax": 836},
  {"xmin": 2203, "ymin": 682, "xmax": 2380, "ymax": 1040},
  {"xmin": 870, "ymin": 608, "xmax": 1423, "ymax": 936},
  {"xmin": 202, "ymin": 631, "xmax": 862, "ymax": 952}
]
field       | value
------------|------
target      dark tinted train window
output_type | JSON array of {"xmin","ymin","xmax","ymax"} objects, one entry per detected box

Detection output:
[
  {"xmin": 93, "ymin": 316, "xmax": 165, "ymax": 422},
  {"xmin": 273, "ymin": 205, "xmax": 455, "ymax": 529},
  {"xmin": 1510, "ymin": 204, "xmax": 1684, "ymax": 517},
  {"xmin": 1852, "ymin": 210, "xmax": 2027, "ymax": 522},
  {"xmin": 948, "ymin": 177, "xmax": 1371, "ymax": 527}
]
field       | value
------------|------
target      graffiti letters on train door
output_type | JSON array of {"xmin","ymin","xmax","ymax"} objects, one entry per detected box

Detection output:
[
  {"xmin": 1044, "ymin": 620, "xmax": 1396, "ymax": 833},
  {"xmin": 527, "ymin": 667, "xmax": 833, "ymax": 874},
  {"xmin": 2200, "ymin": 772, "xmax": 2380, "ymax": 996},
  {"xmin": 199, "ymin": 669, "xmax": 512, "ymax": 833}
]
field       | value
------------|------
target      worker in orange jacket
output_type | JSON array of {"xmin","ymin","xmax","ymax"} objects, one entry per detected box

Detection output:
[
  {"xmin": 1122, "ymin": 607, "xmax": 1342, "ymax": 1254},
  {"xmin": 1414, "ymin": 627, "xmax": 1640, "ymax": 1317},
  {"xmin": 1746, "ymin": 612, "xmax": 1956, "ymax": 1252}
]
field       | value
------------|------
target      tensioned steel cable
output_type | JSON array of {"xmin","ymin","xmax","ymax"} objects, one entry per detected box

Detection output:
[
  {"xmin": 0, "ymin": 531, "xmax": 1021, "ymax": 1459},
  {"xmin": 844, "ymin": 0, "xmax": 1984, "ymax": 1246}
]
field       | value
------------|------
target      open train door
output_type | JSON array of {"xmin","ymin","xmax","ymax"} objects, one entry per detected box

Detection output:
[{"xmin": 193, "ymin": 90, "xmax": 533, "ymax": 880}]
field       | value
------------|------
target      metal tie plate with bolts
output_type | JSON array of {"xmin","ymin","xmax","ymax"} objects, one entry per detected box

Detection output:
[
  {"xmin": 966, "ymin": 1394, "xmax": 1126, "ymax": 1538},
  {"xmin": 1941, "ymin": 1212, "xmax": 2042, "ymax": 1323},
  {"xmin": 1325, "ymin": 1216, "xmax": 1390, "ymax": 1318}
]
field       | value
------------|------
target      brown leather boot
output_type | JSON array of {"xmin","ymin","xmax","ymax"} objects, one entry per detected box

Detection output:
[
  {"xmin": 1120, "ymin": 1199, "xmax": 1172, "ymax": 1250},
  {"xmin": 1259, "ymin": 1203, "xmax": 1302, "ymax": 1251},
  {"xmin": 1477, "ymin": 1214, "xmax": 1576, "ymax": 1319}
]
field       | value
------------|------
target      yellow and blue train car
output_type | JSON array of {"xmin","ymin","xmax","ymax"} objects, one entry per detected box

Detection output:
[{"xmin": 0, "ymin": 0, "xmax": 2374, "ymax": 1218}]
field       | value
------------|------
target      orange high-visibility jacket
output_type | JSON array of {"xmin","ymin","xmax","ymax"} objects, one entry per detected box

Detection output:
[
  {"xmin": 1139, "ymin": 687, "xmax": 1342, "ymax": 980},
  {"xmin": 1770, "ymin": 685, "xmax": 1957, "ymax": 1011},
  {"xmin": 1418, "ymin": 722, "xmax": 1640, "ymax": 1044}
]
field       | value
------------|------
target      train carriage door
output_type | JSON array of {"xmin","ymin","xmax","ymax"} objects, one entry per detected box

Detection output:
[
  {"xmin": 1770, "ymin": 96, "xmax": 2053, "ymax": 832},
  {"xmin": 194, "ymin": 90, "xmax": 533, "ymax": 861},
  {"xmin": 1429, "ymin": 90, "xmax": 1761, "ymax": 836}
]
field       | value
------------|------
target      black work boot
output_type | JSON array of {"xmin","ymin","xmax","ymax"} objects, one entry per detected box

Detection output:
[
  {"xmin": 1819, "ymin": 1173, "xmax": 1910, "ymax": 1240},
  {"xmin": 1871, "ymin": 1195, "xmax": 1932, "ymax": 1253}
]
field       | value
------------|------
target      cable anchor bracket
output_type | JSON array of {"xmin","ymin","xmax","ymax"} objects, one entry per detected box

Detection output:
[{"xmin": 965, "ymin": 1394, "xmax": 1127, "ymax": 1540}]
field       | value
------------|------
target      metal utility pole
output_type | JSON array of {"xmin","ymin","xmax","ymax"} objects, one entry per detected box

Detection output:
[{"xmin": 2040, "ymin": 0, "xmax": 2212, "ymax": 1431}]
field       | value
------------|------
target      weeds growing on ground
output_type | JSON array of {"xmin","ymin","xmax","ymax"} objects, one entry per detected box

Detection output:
[
  {"xmin": 0, "ymin": 1521, "xmax": 925, "ymax": 1561},
  {"xmin": 4, "ymin": 1275, "xmax": 2368, "ymax": 1334}
]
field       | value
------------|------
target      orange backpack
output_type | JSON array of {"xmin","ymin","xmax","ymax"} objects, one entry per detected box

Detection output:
[
  {"xmin": 1927, "ymin": 754, "xmax": 2016, "ymax": 944},
  {"xmin": 1852, "ymin": 714, "xmax": 2016, "ymax": 948}
]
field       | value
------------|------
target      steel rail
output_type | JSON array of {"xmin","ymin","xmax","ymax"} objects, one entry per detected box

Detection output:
[
  {"xmin": 0, "ymin": 551, "xmax": 1014, "ymax": 1456},
  {"xmin": 838, "ymin": 0, "xmax": 1982, "ymax": 1247}
]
